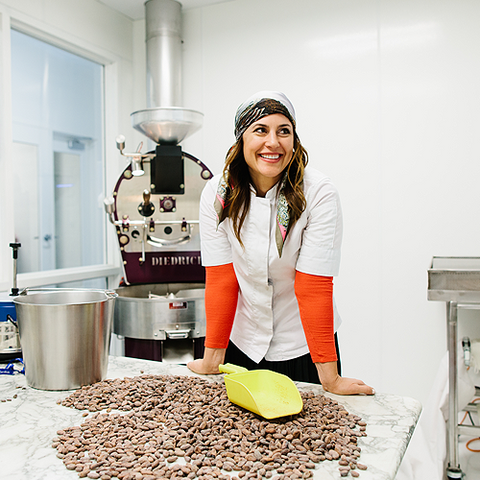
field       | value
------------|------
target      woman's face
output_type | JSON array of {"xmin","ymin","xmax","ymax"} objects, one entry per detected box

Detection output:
[{"xmin": 242, "ymin": 113, "xmax": 294, "ymax": 196}]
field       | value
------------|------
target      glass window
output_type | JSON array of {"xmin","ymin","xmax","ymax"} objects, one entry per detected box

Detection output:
[{"xmin": 10, "ymin": 30, "xmax": 105, "ymax": 274}]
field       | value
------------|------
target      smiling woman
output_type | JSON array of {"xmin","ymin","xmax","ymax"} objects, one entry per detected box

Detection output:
[{"xmin": 188, "ymin": 91, "xmax": 374, "ymax": 396}]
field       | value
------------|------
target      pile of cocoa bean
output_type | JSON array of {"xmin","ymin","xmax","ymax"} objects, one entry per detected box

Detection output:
[{"xmin": 54, "ymin": 375, "xmax": 367, "ymax": 479}]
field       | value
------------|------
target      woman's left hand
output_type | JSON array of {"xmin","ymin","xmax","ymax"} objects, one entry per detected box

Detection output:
[
  {"xmin": 316, "ymin": 361, "xmax": 375, "ymax": 396},
  {"xmin": 322, "ymin": 375, "xmax": 375, "ymax": 396}
]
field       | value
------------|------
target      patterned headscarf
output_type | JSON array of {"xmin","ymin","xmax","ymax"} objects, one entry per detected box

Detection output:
[
  {"xmin": 234, "ymin": 91, "xmax": 297, "ymax": 141},
  {"xmin": 215, "ymin": 91, "xmax": 298, "ymax": 257}
]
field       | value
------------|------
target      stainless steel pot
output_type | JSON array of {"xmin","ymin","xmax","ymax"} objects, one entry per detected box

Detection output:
[
  {"xmin": 114, "ymin": 283, "xmax": 205, "ymax": 340},
  {"xmin": 13, "ymin": 288, "xmax": 116, "ymax": 390}
]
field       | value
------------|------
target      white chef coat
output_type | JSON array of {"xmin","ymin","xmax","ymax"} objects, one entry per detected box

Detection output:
[{"xmin": 199, "ymin": 167, "xmax": 343, "ymax": 363}]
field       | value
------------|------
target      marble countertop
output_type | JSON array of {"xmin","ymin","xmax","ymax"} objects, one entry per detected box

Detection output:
[{"xmin": 0, "ymin": 355, "xmax": 421, "ymax": 480}]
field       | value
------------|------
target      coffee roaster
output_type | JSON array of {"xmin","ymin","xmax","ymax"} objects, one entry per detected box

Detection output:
[{"xmin": 104, "ymin": 0, "xmax": 212, "ymax": 363}]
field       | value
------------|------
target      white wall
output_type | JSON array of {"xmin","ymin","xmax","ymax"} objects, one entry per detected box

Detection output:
[{"xmin": 179, "ymin": 0, "xmax": 480, "ymax": 405}]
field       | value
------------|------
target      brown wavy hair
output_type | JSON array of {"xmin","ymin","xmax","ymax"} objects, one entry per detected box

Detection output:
[{"xmin": 222, "ymin": 134, "xmax": 309, "ymax": 247}]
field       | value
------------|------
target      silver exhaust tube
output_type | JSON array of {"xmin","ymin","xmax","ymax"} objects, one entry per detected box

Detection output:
[{"xmin": 145, "ymin": 0, "xmax": 182, "ymax": 108}]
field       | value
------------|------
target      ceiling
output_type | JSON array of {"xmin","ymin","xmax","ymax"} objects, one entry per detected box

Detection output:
[{"xmin": 97, "ymin": 0, "xmax": 235, "ymax": 20}]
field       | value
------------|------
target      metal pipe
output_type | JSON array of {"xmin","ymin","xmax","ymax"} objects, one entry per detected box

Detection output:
[
  {"xmin": 145, "ymin": 0, "xmax": 182, "ymax": 108},
  {"xmin": 9, "ymin": 243, "xmax": 21, "ymax": 296},
  {"xmin": 446, "ymin": 301, "xmax": 462, "ymax": 477}
]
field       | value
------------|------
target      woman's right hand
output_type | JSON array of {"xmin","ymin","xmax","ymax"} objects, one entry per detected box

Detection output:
[{"xmin": 187, "ymin": 347, "xmax": 226, "ymax": 375}]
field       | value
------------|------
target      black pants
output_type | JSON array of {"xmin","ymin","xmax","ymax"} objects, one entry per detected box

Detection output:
[{"xmin": 224, "ymin": 333, "xmax": 342, "ymax": 385}]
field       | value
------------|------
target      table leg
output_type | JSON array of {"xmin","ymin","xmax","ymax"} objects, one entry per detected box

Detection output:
[{"xmin": 446, "ymin": 301, "xmax": 463, "ymax": 479}]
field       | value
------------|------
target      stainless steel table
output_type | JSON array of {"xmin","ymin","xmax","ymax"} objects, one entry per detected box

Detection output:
[{"xmin": 428, "ymin": 256, "xmax": 480, "ymax": 479}]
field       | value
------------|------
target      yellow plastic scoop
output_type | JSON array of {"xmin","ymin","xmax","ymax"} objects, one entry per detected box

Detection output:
[{"xmin": 219, "ymin": 363, "xmax": 303, "ymax": 419}]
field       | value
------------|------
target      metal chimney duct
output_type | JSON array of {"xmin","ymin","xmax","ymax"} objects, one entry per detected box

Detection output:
[
  {"xmin": 131, "ymin": 0, "xmax": 203, "ymax": 145},
  {"xmin": 146, "ymin": 0, "xmax": 181, "ymax": 107}
]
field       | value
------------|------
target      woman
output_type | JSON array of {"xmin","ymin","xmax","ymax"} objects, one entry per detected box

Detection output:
[{"xmin": 188, "ymin": 91, "xmax": 374, "ymax": 396}]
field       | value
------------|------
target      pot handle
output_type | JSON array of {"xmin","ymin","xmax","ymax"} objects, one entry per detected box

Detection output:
[
  {"xmin": 18, "ymin": 287, "xmax": 67, "ymax": 295},
  {"xmin": 17, "ymin": 287, "xmax": 117, "ymax": 299},
  {"xmin": 166, "ymin": 329, "xmax": 190, "ymax": 339}
]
